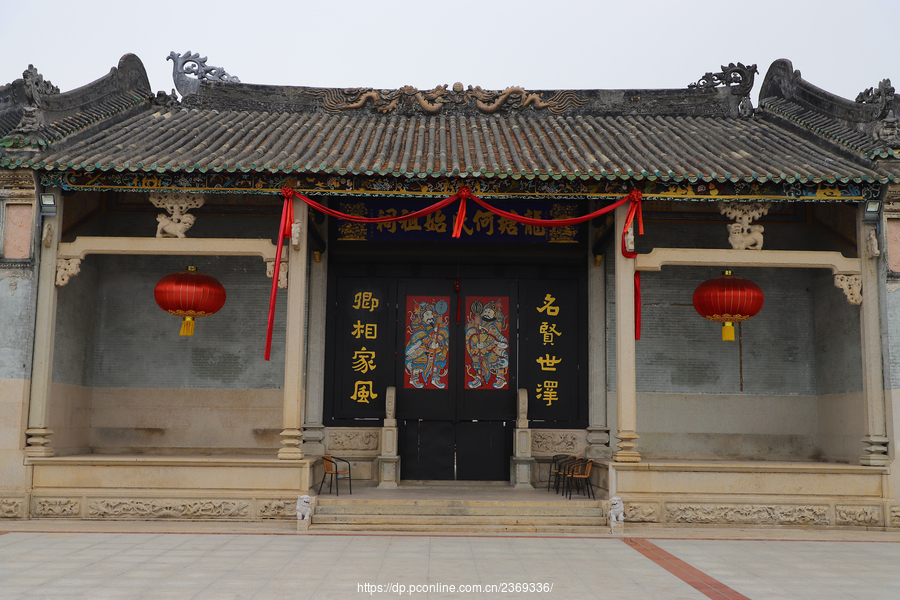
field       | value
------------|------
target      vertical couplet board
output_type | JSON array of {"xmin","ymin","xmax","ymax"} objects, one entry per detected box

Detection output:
[
  {"xmin": 333, "ymin": 277, "xmax": 395, "ymax": 420},
  {"xmin": 520, "ymin": 279, "xmax": 585, "ymax": 424}
]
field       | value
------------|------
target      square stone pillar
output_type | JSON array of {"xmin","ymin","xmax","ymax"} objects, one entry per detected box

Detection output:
[
  {"xmin": 279, "ymin": 198, "xmax": 308, "ymax": 459},
  {"xmin": 858, "ymin": 204, "xmax": 889, "ymax": 466},
  {"xmin": 376, "ymin": 386, "xmax": 400, "ymax": 488},
  {"xmin": 511, "ymin": 389, "xmax": 535, "ymax": 488},
  {"xmin": 613, "ymin": 203, "xmax": 640, "ymax": 462},
  {"xmin": 26, "ymin": 185, "xmax": 61, "ymax": 457}
]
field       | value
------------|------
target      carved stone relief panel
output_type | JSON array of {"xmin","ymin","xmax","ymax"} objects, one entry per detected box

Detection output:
[
  {"xmin": 87, "ymin": 498, "xmax": 249, "ymax": 519},
  {"xmin": 326, "ymin": 428, "xmax": 380, "ymax": 452},
  {"xmin": 0, "ymin": 498, "xmax": 23, "ymax": 518},
  {"xmin": 531, "ymin": 430, "xmax": 586, "ymax": 455},
  {"xmin": 258, "ymin": 499, "xmax": 298, "ymax": 519},
  {"xmin": 624, "ymin": 502, "xmax": 660, "ymax": 523},
  {"xmin": 32, "ymin": 498, "xmax": 80, "ymax": 517},
  {"xmin": 835, "ymin": 505, "xmax": 882, "ymax": 526},
  {"xmin": 665, "ymin": 503, "xmax": 828, "ymax": 526},
  {"xmin": 890, "ymin": 505, "xmax": 900, "ymax": 527}
]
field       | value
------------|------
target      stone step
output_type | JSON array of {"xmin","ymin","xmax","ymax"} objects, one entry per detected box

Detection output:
[
  {"xmin": 309, "ymin": 523, "xmax": 607, "ymax": 533},
  {"xmin": 311, "ymin": 514, "xmax": 606, "ymax": 526},
  {"xmin": 315, "ymin": 505, "xmax": 601, "ymax": 517},
  {"xmin": 315, "ymin": 498, "xmax": 600, "ymax": 509}
]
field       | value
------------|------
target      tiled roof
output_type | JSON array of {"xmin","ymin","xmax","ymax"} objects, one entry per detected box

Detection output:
[
  {"xmin": 13, "ymin": 104, "xmax": 887, "ymax": 185},
  {"xmin": 0, "ymin": 54, "xmax": 895, "ymax": 185},
  {"xmin": 0, "ymin": 54, "xmax": 152, "ymax": 151}
]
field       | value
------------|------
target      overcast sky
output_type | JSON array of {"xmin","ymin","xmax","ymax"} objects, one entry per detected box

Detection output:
[{"xmin": 2, "ymin": 0, "xmax": 898, "ymax": 104}]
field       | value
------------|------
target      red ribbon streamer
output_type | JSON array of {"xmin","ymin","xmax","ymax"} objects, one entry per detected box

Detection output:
[
  {"xmin": 264, "ymin": 192, "xmax": 294, "ymax": 361},
  {"xmin": 265, "ymin": 186, "xmax": 644, "ymax": 356}
]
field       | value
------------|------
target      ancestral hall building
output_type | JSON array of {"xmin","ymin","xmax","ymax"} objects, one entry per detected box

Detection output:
[{"xmin": 2, "ymin": 53, "xmax": 900, "ymax": 527}]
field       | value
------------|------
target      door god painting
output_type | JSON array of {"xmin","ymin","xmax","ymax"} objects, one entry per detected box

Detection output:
[
  {"xmin": 465, "ymin": 297, "xmax": 510, "ymax": 389},
  {"xmin": 404, "ymin": 297, "xmax": 450, "ymax": 389}
]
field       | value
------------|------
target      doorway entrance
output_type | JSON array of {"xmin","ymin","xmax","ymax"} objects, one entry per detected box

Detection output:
[
  {"xmin": 396, "ymin": 278, "xmax": 516, "ymax": 481},
  {"xmin": 325, "ymin": 263, "xmax": 588, "ymax": 482}
]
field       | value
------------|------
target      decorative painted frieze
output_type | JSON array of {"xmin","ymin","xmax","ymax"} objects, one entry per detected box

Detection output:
[
  {"xmin": 834, "ymin": 274, "xmax": 862, "ymax": 305},
  {"xmin": 44, "ymin": 170, "xmax": 882, "ymax": 201},
  {"xmin": 327, "ymin": 429, "xmax": 380, "ymax": 452},
  {"xmin": 87, "ymin": 499, "xmax": 249, "ymax": 519},
  {"xmin": 33, "ymin": 498, "xmax": 80, "ymax": 517},
  {"xmin": 665, "ymin": 503, "xmax": 828, "ymax": 526},
  {"xmin": 0, "ymin": 499, "xmax": 23, "ymax": 518},
  {"xmin": 835, "ymin": 505, "xmax": 882, "ymax": 526}
]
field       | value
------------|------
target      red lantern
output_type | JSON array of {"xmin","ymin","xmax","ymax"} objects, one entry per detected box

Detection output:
[
  {"xmin": 692, "ymin": 270, "xmax": 763, "ymax": 341},
  {"xmin": 154, "ymin": 266, "xmax": 226, "ymax": 336}
]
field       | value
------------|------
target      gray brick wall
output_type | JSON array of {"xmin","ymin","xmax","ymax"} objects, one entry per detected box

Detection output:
[
  {"xmin": 91, "ymin": 253, "xmax": 286, "ymax": 389},
  {"xmin": 0, "ymin": 266, "xmax": 36, "ymax": 380},
  {"xmin": 53, "ymin": 256, "xmax": 100, "ymax": 386},
  {"xmin": 810, "ymin": 269, "xmax": 862, "ymax": 395}
]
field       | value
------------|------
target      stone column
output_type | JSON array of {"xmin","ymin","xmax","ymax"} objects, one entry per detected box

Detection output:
[
  {"xmin": 858, "ymin": 204, "xmax": 889, "ymax": 466},
  {"xmin": 586, "ymin": 223, "xmax": 611, "ymax": 459},
  {"xmin": 25, "ymin": 188, "xmax": 62, "ymax": 457},
  {"xmin": 279, "ymin": 198, "xmax": 309, "ymax": 459},
  {"xmin": 302, "ymin": 215, "xmax": 327, "ymax": 456},
  {"xmin": 613, "ymin": 203, "xmax": 640, "ymax": 462}
]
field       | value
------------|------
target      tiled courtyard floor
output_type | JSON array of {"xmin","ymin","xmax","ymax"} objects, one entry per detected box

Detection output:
[{"xmin": 1, "ymin": 522, "xmax": 899, "ymax": 599}]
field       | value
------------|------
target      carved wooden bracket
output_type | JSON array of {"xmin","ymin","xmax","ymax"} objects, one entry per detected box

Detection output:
[
  {"xmin": 834, "ymin": 274, "xmax": 862, "ymax": 305},
  {"xmin": 55, "ymin": 258, "xmax": 81, "ymax": 286},
  {"xmin": 266, "ymin": 260, "xmax": 288, "ymax": 289},
  {"xmin": 720, "ymin": 201, "xmax": 771, "ymax": 250},
  {"xmin": 150, "ymin": 192, "xmax": 204, "ymax": 238}
]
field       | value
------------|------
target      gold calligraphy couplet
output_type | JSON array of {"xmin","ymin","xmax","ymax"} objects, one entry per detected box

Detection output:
[
  {"xmin": 351, "ymin": 291, "xmax": 381, "ymax": 402},
  {"xmin": 536, "ymin": 293, "xmax": 563, "ymax": 405}
]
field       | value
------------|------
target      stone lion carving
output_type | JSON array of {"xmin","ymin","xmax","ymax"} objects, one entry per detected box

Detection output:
[
  {"xmin": 608, "ymin": 496, "xmax": 625, "ymax": 525},
  {"xmin": 296, "ymin": 494, "xmax": 312, "ymax": 520},
  {"xmin": 156, "ymin": 213, "xmax": 196, "ymax": 238},
  {"xmin": 727, "ymin": 222, "xmax": 764, "ymax": 250}
]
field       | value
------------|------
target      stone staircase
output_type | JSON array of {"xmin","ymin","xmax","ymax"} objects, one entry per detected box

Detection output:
[{"xmin": 310, "ymin": 498, "xmax": 607, "ymax": 533}]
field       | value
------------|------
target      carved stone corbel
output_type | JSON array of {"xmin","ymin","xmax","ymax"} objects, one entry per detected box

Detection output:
[
  {"xmin": 834, "ymin": 274, "xmax": 862, "ymax": 305},
  {"xmin": 291, "ymin": 221, "xmax": 303, "ymax": 249},
  {"xmin": 624, "ymin": 225, "xmax": 635, "ymax": 253},
  {"xmin": 55, "ymin": 258, "xmax": 81, "ymax": 286},
  {"xmin": 866, "ymin": 229, "xmax": 880, "ymax": 258},
  {"xmin": 720, "ymin": 202, "xmax": 771, "ymax": 250},
  {"xmin": 266, "ymin": 260, "xmax": 288, "ymax": 289},
  {"xmin": 149, "ymin": 192, "xmax": 204, "ymax": 238}
]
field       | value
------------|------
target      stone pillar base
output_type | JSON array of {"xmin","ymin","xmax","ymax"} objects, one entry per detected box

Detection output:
[
  {"xmin": 25, "ymin": 429, "xmax": 55, "ymax": 458},
  {"xmin": 511, "ymin": 457, "xmax": 535, "ymax": 488},
  {"xmin": 375, "ymin": 456, "xmax": 400, "ymax": 489}
]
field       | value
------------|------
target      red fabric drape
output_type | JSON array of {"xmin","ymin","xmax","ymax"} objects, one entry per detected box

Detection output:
[{"xmin": 265, "ymin": 186, "xmax": 645, "ymax": 357}]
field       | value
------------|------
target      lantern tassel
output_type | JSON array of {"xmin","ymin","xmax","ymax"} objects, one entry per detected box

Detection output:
[
  {"xmin": 722, "ymin": 322, "xmax": 735, "ymax": 342},
  {"xmin": 180, "ymin": 317, "xmax": 195, "ymax": 337}
]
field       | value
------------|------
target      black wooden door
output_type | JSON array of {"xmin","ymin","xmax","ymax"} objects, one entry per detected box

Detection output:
[{"xmin": 396, "ymin": 278, "xmax": 515, "ymax": 480}]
